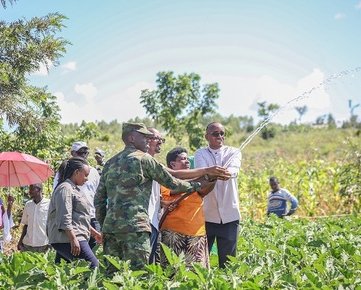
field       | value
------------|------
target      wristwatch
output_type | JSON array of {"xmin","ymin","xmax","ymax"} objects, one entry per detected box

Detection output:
[{"xmin": 189, "ymin": 181, "xmax": 201, "ymax": 192}]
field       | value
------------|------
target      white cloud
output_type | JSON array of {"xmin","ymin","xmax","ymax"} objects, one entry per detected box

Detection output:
[
  {"xmin": 55, "ymin": 81, "xmax": 153, "ymax": 124},
  {"xmin": 74, "ymin": 83, "xmax": 98, "ymax": 100},
  {"xmin": 54, "ymin": 91, "xmax": 86, "ymax": 123},
  {"xmin": 334, "ymin": 13, "xmax": 346, "ymax": 20},
  {"xmin": 356, "ymin": 1, "xmax": 361, "ymax": 9},
  {"xmin": 32, "ymin": 61, "xmax": 53, "ymax": 76},
  {"xmin": 62, "ymin": 61, "xmax": 77, "ymax": 72}
]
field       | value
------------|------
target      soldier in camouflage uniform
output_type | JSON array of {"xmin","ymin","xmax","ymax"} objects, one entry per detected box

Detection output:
[{"xmin": 94, "ymin": 123, "xmax": 204, "ymax": 271}]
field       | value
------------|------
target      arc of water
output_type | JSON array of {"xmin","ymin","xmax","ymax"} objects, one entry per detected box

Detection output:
[{"xmin": 223, "ymin": 67, "xmax": 361, "ymax": 168}]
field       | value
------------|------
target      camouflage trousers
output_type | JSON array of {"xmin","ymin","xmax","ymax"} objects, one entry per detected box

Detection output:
[{"xmin": 103, "ymin": 232, "xmax": 151, "ymax": 272}]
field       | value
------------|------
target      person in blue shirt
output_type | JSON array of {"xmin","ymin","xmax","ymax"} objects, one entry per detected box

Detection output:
[{"xmin": 267, "ymin": 177, "xmax": 298, "ymax": 218}]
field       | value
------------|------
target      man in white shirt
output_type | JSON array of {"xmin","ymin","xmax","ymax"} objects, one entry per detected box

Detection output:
[
  {"xmin": 18, "ymin": 184, "xmax": 50, "ymax": 252},
  {"xmin": 194, "ymin": 122, "xmax": 242, "ymax": 268},
  {"xmin": 146, "ymin": 128, "xmax": 163, "ymax": 263}
]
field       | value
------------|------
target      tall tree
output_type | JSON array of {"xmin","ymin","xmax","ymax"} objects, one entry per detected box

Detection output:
[
  {"xmin": 257, "ymin": 101, "xmax": 280, "ymax": 120},
  {"xmin": 140, "ymin": 71, "xmax": 219, "ymax": 150},
  {"xmin": 348, "ymin": 99, "xmax": 360, "ymax": 119},
  {"xmin": 257, "ymin": 101, "xmax": 280, "ymax": 140},
  {"xmin": 1, "ymin": 13, "xmax": 68, "ymax": 128},
  {"xmin": 0, "ymin": 13, "xmax": 69, "ymax": 162},
  {"xmin": 295, "ymin": 105, "xmax": 308, "ymax": 123}
]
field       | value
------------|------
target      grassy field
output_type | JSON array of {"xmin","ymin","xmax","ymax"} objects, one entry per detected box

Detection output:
[{"xmin": 1, "ymin": 126, "xmax": 360, "ymax": 288}]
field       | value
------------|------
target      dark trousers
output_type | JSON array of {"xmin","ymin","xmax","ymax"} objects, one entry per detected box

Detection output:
[
  {"xmin": 55, "ymin": 218, "xmax": 100, "ymax": 264},
  {"xmin": 52, "ymin": 240, "xmax": 99, "ymax": 269},
  {"xmin": 205, "ymin": 220, "xmax": 239, "ymax": 268},
  {"xmin": 149, "ymin": 224, "xmax": 159, "ymax": 264}
]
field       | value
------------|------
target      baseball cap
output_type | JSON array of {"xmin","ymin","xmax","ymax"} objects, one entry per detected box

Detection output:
[
  {"xmin": 95, "ymin": 148, "xmax": 105, "ymax": 157},
  {"xmin": 71, "ymin": 141, "xmax": 88, "ymax": 152},
  {"xmin": 122, "ymin": 122, "xmax": 153, "ymax": 136}
]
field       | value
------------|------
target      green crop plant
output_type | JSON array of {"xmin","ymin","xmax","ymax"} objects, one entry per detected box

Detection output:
[{"xmin": 1, "ymin": 216, "xmax": 360, "ymax": 289}]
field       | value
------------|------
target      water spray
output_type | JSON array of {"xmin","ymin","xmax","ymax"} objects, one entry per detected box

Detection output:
[{"xmin": 223, "ymin": 66, "xmax": 361, "ymax": 168}]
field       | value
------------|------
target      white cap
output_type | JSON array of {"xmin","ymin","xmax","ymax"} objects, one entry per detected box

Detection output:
[
  {"xmin": 95, "ymin": 148, "xmax": 105, "ymax": 157},
  {"xmin": 71, "ymin": 141, "xmax": 88, "ymax": 152}
]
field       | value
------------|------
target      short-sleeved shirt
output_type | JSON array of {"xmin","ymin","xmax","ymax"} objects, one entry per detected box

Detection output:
[
  {"xmin": 94, "ymin": 146, "xmax": 201, "ymax": 234},
  {"xmin": 160, "ymin": 187, "xmax": 206, "ymax": 236},
  {"xmin": 47, "ymin": 179, "xmax": 91, "ymax": 243},
  {"xmin": 21, "ymin": 198, "xmax": 50, "ymax": 247}
]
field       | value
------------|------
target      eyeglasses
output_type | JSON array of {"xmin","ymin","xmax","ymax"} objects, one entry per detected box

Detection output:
[
  {"xmin": 148, "ymin": 136, "xmax": 166, "ymax": 143},
  {"xmin": 210, "ymin": 131, "xmax": 225, "ymax": 137}
]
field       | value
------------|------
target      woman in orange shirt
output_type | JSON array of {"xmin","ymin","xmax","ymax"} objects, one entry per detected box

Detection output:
[{"xmin": 160, "ymin": 147, "xmax": 216, "ymax": 268}]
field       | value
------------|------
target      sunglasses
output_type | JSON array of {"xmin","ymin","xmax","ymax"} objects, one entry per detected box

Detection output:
[
  {"xmin": 77, "ymin": 150, "xmax": 89, "ymax": 156},
  {"xmin": 148, "ymin": 136, "xmax": 166, "ymax": 143},
  {"xmin": 210, "ymin": 131, "xmax": 225, "ymax": 137}
]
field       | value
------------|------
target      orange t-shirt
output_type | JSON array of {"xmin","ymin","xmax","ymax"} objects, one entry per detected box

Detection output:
[{"xmin": 160, "ymin": 186, "xmax": 206, "ymax": 236}]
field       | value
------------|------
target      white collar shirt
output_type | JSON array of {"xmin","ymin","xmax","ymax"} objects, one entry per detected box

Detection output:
[
  {"xmin": 77, "ymin": 167, "xmax": 100, "ymax": 218},
  {"xmin": 194, "ymin": 145, "xmax": 242, "ymax": 224},
  {"xmin": 20, "ymin": 198, "xmax": 50, "ymax": 247},
  {"xmin": 148, "ymin": 181, "xmax": 161, "ymax": 229}
]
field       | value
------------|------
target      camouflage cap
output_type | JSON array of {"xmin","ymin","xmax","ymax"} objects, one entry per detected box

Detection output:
[{"xmin": 122, "ymin": 122, "xmax": 153, "ymax": 136}]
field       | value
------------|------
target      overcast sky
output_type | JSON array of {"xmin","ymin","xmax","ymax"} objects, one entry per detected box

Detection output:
[{"xmin": 3, "ymin": 0, "xmax": 361, "ymax": 124}]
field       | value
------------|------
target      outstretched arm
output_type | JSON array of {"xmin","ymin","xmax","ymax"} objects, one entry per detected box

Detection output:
[
  {"xmin": 197, "ymin": 179, "xmax": 217, "ymax": 197},
  {"xmin": 167, "ymin": 166, "xmax": 231, "ymax": 181}
]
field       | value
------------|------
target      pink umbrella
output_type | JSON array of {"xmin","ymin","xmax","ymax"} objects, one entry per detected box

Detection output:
[{"xmin": 0, "ymin": 152, "xmax": 53, "ymax": 187}]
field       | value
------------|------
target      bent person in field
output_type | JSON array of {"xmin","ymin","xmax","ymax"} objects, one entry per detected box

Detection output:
[
  {"xmin": 267, "ymin": 177, "xmax": 299, "ymax": 218},
  {"xmin": 94, "ymin": 123, "xmax": 213, "ymax": 272},
  {"xmin": 160, "ymin": 147, "xmax": 217, "ymax": 268},
  {"xmin": 18, "ymin": 183, "xmax": 50, "ymax": 253}
]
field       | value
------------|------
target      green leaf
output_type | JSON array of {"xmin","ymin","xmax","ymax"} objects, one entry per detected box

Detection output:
[{"xmin": 104, "ymin": 255, "xmax": 122, "ymax": 271}]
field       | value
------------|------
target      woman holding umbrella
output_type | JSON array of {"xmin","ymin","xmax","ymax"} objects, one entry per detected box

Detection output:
[{"xmin": 47, "ymin": 157, "xmax": 101, "ymax": 268}]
